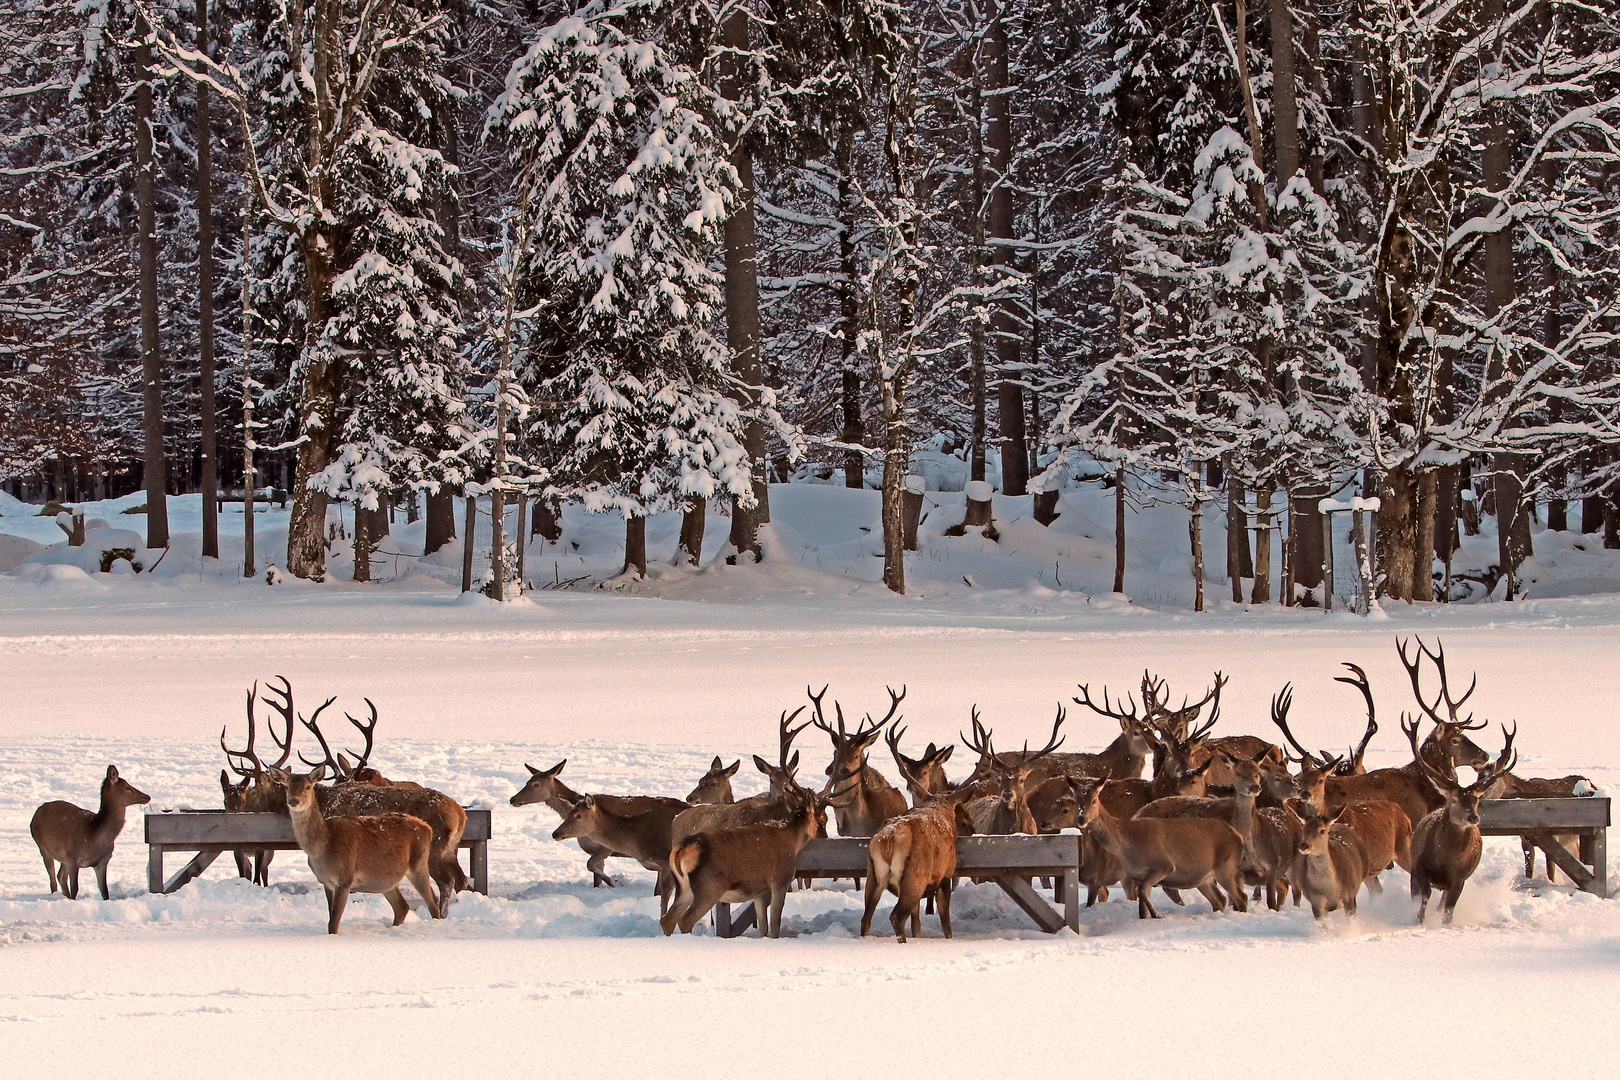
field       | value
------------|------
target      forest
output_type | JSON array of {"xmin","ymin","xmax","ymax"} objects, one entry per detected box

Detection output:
[{"xmin": 2, "ymin": 0, "xmax": 1617, "ymax": 601}]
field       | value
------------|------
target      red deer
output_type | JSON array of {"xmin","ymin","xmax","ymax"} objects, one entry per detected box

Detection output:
[
  {"xmin": 811, "ymin": 685, "xmax": 908, "ymax": 836},
  {"xmin": 31, "ymin": 765, "xmax": 151, "ymax": 900},
  {"xmin": 961, "ymin": 712, "xmax": 1065, "ymax": 835},
  {"xmin": 553, "ymin": 793, "xmax": 691, "ymax": 910},
  {"xmin": 687, "ymin": 757, "xmax": 741, "ymax": 804},
  {"xmin": 660, "ymin": 783, "xmax": 826, "ymax": 937},
  {"xmin": 1326, "ymin": 663, "xmax": 1379, "ymax": 775},
  {"xmin": 1024, "ymin": 683, "xmax": 1158, "ymax": 782},
  {"xmin": 1485, "ymin": 772, "xmax": 1594, "ymax": 881},
  {"xmin": 1411, "ymin": 725, "xmax": 1517, "ymax": 925},
  {"xmin": 1076, "ymin": 781, "xmax": 1247, "ymax": 919},
  {"xmin": 219, "ymin": 769, "xmax": 253, "ymax": 880},
  {"xmin": 297, "ymin": 698, "xmax": 471, "ymax": 901},
  {"xmin": 271, "ymin": 765, "xmax": 443, "ymax": 933},
  {"xmin": 220, "ymin": 678, "xmax": 299, "ymax": 885},
  {"xmin": 1286, "ymin": 800, "xmax": 1368, "ymax": 919},
  {"xmin": 862, "ymin": 785, "xmax": 978, "ymax": 942},
  {"xmin": 886, "ymin": 725, "xmax": 957, "ymax": 806},
  {"xmin": 510, "ymin": 760, "xmax": 675, "ymax": 887}
]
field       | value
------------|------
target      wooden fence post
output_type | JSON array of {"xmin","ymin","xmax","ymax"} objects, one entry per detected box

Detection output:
[{"xmin": 461, "ymin": 495, "xmax": 476, "ymax": 594}]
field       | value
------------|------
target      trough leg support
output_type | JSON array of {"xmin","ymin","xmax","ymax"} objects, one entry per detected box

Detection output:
[
  {"xmin": 727, "ymin": 903, "xmax": 757, "ymax": 937},
  {"xmin": 994, "ymin": 873, "xmax": 1064, "ymax": 933},
  {"xmin": 470, "ymin": 840, "xmax": 489, "ymax": 895},
  {"xmin": 1590, "ymin": 828, "xmax": 1607, "ymax": 897},
  {"xmin": 1063, "ymin": 867, "xmax": 1080, "ymax": 931},
  {"xmin": 163, "ymin": 850, "xmax": 222, "ymax": 895},
  {"xmin": 148, "ymin": 845, "xmax": 164, "ymax": 895},
  {"xmin": 1534, "ymin": 836, "xmax": 1595, "ymax": 892}
]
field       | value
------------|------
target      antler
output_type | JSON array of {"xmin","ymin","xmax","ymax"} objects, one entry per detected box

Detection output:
[
  {"xmin": 1401, "ymin": 710, "xmax": 1454, "ymax": 788},
  {"xmin": 1073, "ymin": 682, "xmax": 1141, "ymax": 722},
  {"xmin": 864, "ymin": 685, "xmax": 907, "ymax": 733},
  {"xmin": 260, "ymin": 675, "xmax": 297, "ymax": 769},
  {"xmin": 1330, "ymin": 663, "xmax": 1378, "ymax": 771},
  {"xmin": 1399, "ymin": 637, "xmax": 1481, "ymax": 730},
  {"xmin": 1471, "ymin": 723, "xmax": 1518, "ymax": 790},
  {"xmin": 1008, "ymin": 705, "xmax": 1067, "ymax": 769},
  {"xmin": 778, "ymin": 705, "xmax": 808, "ymax": 769},
  {"xmin": 343, "ymin": 699, "xmax": 378, "ymax": 772},
  {"xmin": 295, "ymin": 696, "xmax": 342, "ymax": 773},
  {"xmin": 960, "ymin": 706, "xmax": 993, "ymax": 761},
  {"xmin": 807, "ymin": 684, "xmax": 844, "ymax": 739},
  {"xmin": 1269, "ymin": 683, "xmax": 1322, "ymax": 767},
  {"xmin": 221, "ymin": 682, "xmax": 264, "ymax": 777}
]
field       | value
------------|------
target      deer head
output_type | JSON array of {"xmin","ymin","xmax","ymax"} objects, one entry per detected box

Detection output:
[
  {"xmin": 687, "ymin": 756, "xmax": 741, "ymax": 804},
  {"xmin": 886, "ymin": 725, "xmax": 957, "ymax": 804},
  {"xmin": 1413, "ymin": 720, "xmax": 1518, "ymax": 829},
  {"xmin": 511, "ymin": 760, "xmax": 572, "ymax": 808},
  {"xmin": 1399, "ymin": 638, "xmax": 1490, "ymax": 771},
  {"xmin": 812, "ymin": 684, "xmax": 904, "ymax": 789}
]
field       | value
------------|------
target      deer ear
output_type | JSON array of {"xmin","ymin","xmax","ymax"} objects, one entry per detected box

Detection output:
[
  {"xmin": 547, "ymin": 760, "xmax": 567, "ymax": 777},
  {"xmin": 106, "ymin": 766, "xmax": 119, "ymax": 779},
  {"xmin": 710, "ymin": 756, "xmax": 724, "ymax": 771},
  {"xmin": 220, "ymin": 769, "xmax": 230, "ymax": 785},
  {"xmin": 583, "ymin": 793, "xmax": 596, "ymax": 808},
  {"xmin": 936, "ymin": 745, "xmax": 955, "ymax": 765},
  {"xmin": 724, "ymin": 759, "xmax": 740, "ymax": 777},
  {"xmin": 787, "ymin": 750, "xmax": 800, "ymax": 771},
  {"xmin": 525, "ymin": 763, "xmax": 541, "ymax": 776},
  {"xmin": 1253, "ymin": 747, "xmax": 1271, "ymax": 763},
  {"xmin": 753, "ymin": 755, "xmax": 773, "ymax": 775}
]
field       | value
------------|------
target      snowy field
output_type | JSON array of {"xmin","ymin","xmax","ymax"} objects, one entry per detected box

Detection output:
[{"xmin": 3, "ymin": 483, "xmax": 1620, "ymax": 1076}]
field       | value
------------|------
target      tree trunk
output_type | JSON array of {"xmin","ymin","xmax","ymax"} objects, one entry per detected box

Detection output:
[
  {"xmin": 195, "ymin": 0, "xmax": 218, "ymax": 559},
  {"xmin": 1378, "ymin": 466, "xmax": 1419, "ymax": 601},
  {"xmin": 1544, "ymin": 256, "xmax": 1566, "ymax": 531},
  {"xmin": 624, "ymin": 514, "xmax": 647, "ymax": 578},
  {"xmin": 461, "ymin": 496, "xmax": 475, "ymax": 593},
  {"xmin": 1113, "ymin": 464, "xmax": 1126, "ymax": 595},
  {"xmin": 531, "ymin": 496, "xmax": 561, "ymax": 542},
  {"xmin": 1414, "ymin": 468, "xmax": 1437, "ymax": 601},
  {"xmin": 241, "ymin": 212, "xmax": 255, "ymax": 578},
  {"xmin": 841, "ymin": 368, "xmax": 863, "ymax": 488},
  {"xmin": 135, "ymin": 33, "xmax": 169, "ymax": 550},
  {"xmin": 880, "ymin": 398, "xmax": 908, "ymax": 594},
  {"xmin": 489, "ymin": 489, "xmax": 506, "ymax": 600},
  {"xmin": 1269, "ymin": 0, "xmax": 1300, "ymax": 184},
  {"xmin": 678, "ymin": 498, "xmax": 705, "ymax": 566},
  {"xmin": 352, "ymin": 504, "xmax": 371, "ymax": 583},
  {"xmin": 722, "ymin": 10, "xmax": 767, "ymax": 559},
  {"xmin": 1290, "ymin": 483, "xmax": 1326, "ymax": 597},
  {"xmin": 285, "ymin": 238, "xmax": 339, "ymax": 580},
  {"xmin": 1226, "ymin": 471, "xmax": 1252, "ymax": 601},
  {"xmin": 968, "ymin": 46, "xmax": 988, "ymax": 486},
  {"xmin": 1251, "ymin": 487, "xmax": 1272, "ymax": 604},
  {"xmin": 425, "ymin": 488, "xmax": 456, "ymax": 554},
  {"xmin": 836, "ymin": 119, "xmax": 864, "ymax": 491},
  {"xmin": 986, "ymin": 1, "xmax": 1026, "ymax": 496}
]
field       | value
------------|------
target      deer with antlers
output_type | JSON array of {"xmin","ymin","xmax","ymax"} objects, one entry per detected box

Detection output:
[
  {"xmin": 31, "ymin": 766, "xmax": 151, "ymax": 900},
  {"xmin": 660, "ymin": 778, "xmax": 827, "ymax": 938},
  {"xmin": 811, "ymin": 685, "xmax": 908, "ymax": 836},
  {"xmin": 1411, "ymin": 724, "xmax": 1518, "ymax": 925},
  {"xmin": 220, "ymin": 678, "xmax": 299, "ymax": 885},
  {"xmin": 270, "ymin": 765, "xmax": 442, "ymax": 933},
  {"xmin": 960, "ymin": 708, "xmax": 1066, "ymax": 835},
  {"xmin": 670, "ymin": 708, "xmax": 814, "ymax": 843}
]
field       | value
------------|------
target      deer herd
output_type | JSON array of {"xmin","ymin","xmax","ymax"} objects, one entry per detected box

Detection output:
[{"xmin": 27, "ymin": 639, "xmax": 1596, "ymax": 938}]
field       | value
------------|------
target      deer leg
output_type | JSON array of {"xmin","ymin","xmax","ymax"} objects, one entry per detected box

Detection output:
[
  {"xmin": 408, "ymin": 857, "xmax": 443, "ymax": 919},
  {"xmin": 891, "ymin": 881, "xmax": 926, "ymax": 943},
  {"xmin": 910, "ymin": 904, "xmax": 921, "ymax": 939},
  {"xmin": 1162, "ymin": 887, "xmax": 1186, "ymax": 906},
  {"xmin": 233, "ymin": 850, "xmax": 252, "ymax": 880},
  {"xmin": 860, "ymin": 873, "xmax": 883, "ymax": 937},
  {"xmin": 1218, "ymin": 865, "xmax": 1246, "ymax": 914},
  {"xmin": 93, "ymin": 860, "xmax": 110, "ymax": 901},
  {"xmin": 1197, "ymin": 883, "xmax": 1227, "ymax": 912},
  {"xmin": 1522, "ymin": 837, "xmax": 1536, "ymax": 880},
  {"xmin": 769, "ymin": 885, "xmax": 791, "ymax": 939},
  {"xmin": 937, "ymin": 879, "xmax": 954, "ymax": 939},
  {"xmin": 39, "ymin": 854, "xmax": 57, "ymax": 895},
  {"xmin": 1135, "ymin": 877, "xmax": 1162, "ymax": 919},
  {"xmin": 326, "ymin": 884, "xmax": 350, "ymax": 934},
  {"xmin": 385, "ymin": 888, "xmax": 411, "ymax": 926},
  {"xmin": 1440, "ymin": 885, "xmax": 1463, "ymax": 925},
  {"xmin": 62, "ymin": 862, "xmax": 80, "ymax": 900},
  {"xmin": 678, "ymin": 881, "xmax": 723, "ymax": 935},
  {"xmin": 1364, "ymin": 872, "xmax": 1384, "ymax": 895}
]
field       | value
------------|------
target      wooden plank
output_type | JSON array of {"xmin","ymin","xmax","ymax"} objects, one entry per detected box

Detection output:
[
  {"xmin": 1534, "ymin": 836, "xmax": 1595, "ymax": 890},
  {"xmin": 1590, "ymin": 828, "xmax": 1607, "ymax": 897},
  {"xmin": 468, "ymin": 840, "xmax": 489, "ymax": 895},
  {"xmin": 1479, "ymin": 797, "xmax": 1609, "ymax": 832},
  {"xmin": 1062, "ymin": 867, "xmax": 1080, "ymax": 931},
  {"xmin": 163, "ymin": 850, "xmax": 222, "ymax": 894},
  {"xmin": 993, "ymin": 873, "xmax": 1064, "ymax": 933},
  {"xmin": 148, "ymin": 844, "xmax": 164, "ymax": 896},
  {"xmin": 793, "ymin": 835, "xmax": 1081, "ymax": 876},
  {"xmin": 145, "ymin": 809, "xmax": 493, "ymax": 846}
]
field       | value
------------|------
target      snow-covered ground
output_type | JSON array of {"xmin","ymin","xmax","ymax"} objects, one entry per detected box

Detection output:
[{"xmin": 3, "ymin": 482, "xmax": 1620, "ymax": 1076}]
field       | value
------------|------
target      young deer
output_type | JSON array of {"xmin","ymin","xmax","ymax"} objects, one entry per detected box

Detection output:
[
  {"xmin": 671, "ymin": 708, "xmax": 813, "ymax": 839},
  {"xmin": 219, "ymin": 769, "xmax": 254, "ymax": 880},
  {"xmin": 553, "ymin": 793, "xmax": 691, "ymax": 910},
  {"xmin": 511, "ymin": 759, "xmax": 675, "ymax": 887},
  {"xmin": 661, "ymin": 783, "xmax": 826, "ymax": 937},
  {"xmin": 1286, "ymin": 800, "xmax": 1368, "ymax": 920},
  {"xmin": 270, "ymin": 765, "xmax": 443, "ymax": 934},
  {"xmin": 687, "ymin": 757, "xmax": 741, "ymax": 804},
  {"xmin": 31, "ymin": 765, "xmax": 151, "ymax": 900},
  {"xmin": 862, "ymin": 781, "xmax": 978, "ymax": 942},
  {"xmin": 1335, "ymin": 799, "xmax": 1413, "ymax": 893},
  {"xmin": 1411, "ymin": 724, "xmax": 1517, "ymax": 925},
  {"xmin": 1076, "ymin": 781, "xmax": 1247, "ymax": 919}
]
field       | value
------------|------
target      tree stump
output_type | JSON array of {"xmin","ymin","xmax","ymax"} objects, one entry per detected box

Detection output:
[
  {"xmin": 963, "ymin": 480, "xmax": 993, "ymax": 527},
  {"xmin": 1033, "ymin": 490, "xmax": 1060, "ymax": 526},
  {"xmin": 902, "ymin": 476, "xmax": 925, "ymax": 551}
]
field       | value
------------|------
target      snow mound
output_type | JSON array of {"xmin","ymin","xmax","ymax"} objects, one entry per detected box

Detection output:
[{"xmin": 0, "ymin": 532, "xmax": 46, "ymax": 573}]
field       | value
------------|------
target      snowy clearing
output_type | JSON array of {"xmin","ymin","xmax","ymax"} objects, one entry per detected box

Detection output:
[{"xmin": 2, "ymin": 484, "xmax": 1619, "ymax": 1076}]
